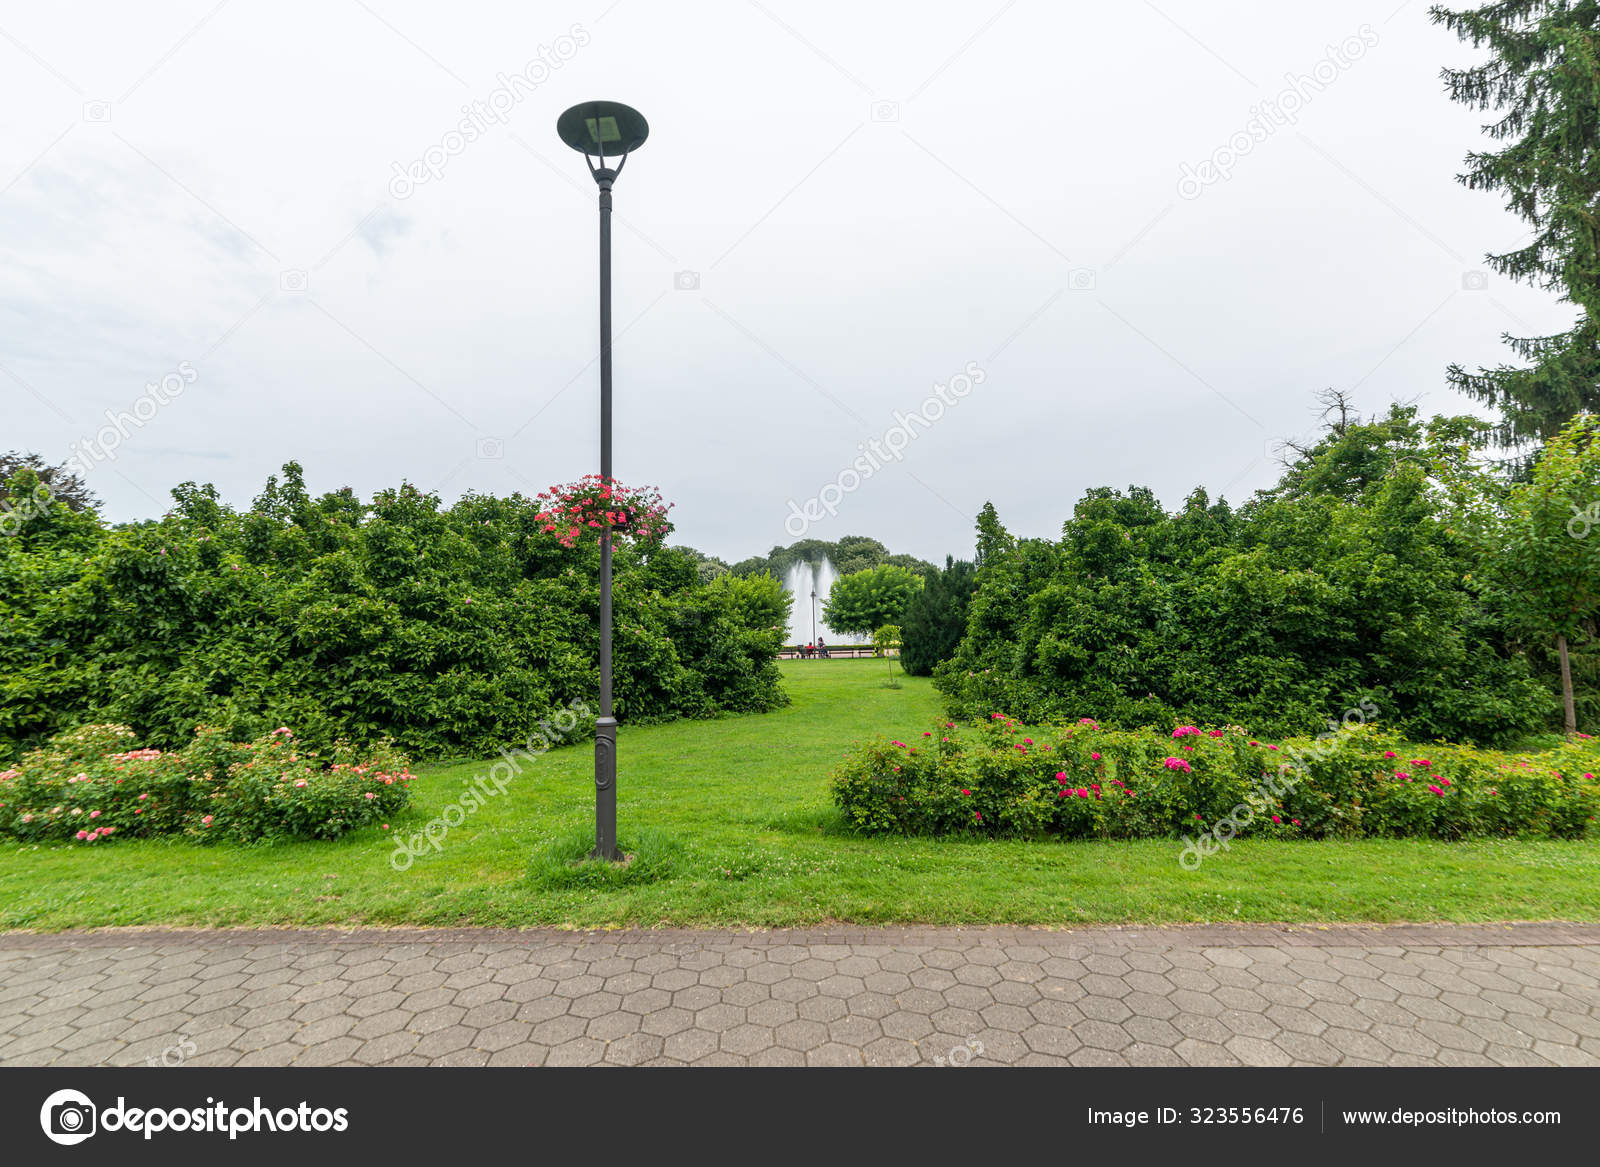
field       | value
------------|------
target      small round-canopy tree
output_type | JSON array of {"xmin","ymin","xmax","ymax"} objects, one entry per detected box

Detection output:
[{"xmin": 822, "ymin": 564, "xmax": 922, "ymax": 637}]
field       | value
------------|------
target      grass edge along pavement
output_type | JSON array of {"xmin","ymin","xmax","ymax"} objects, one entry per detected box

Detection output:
[{"xmin": 2, "ymin": 660, "xmax": 1599, "ymax": 932}]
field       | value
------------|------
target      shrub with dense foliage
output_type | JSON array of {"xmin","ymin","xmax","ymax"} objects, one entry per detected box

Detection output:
[
  {"xmin": 0, "ymin": 723, "xmax": 414, "ymax": 844},
  {"xmin": 832, "ymin": 713, "xmax": 1600, "ymax": 841},
  {"xmin": 937, "ymin": 409, "xmax": 1572, "ymax": 743},
  {"xmin": 0, "ymin": 463, "xmax": 788, "ymax": 762},
  {"xmin": 899, "ymin": 556, "xmax": 977, "ymax": 676}
]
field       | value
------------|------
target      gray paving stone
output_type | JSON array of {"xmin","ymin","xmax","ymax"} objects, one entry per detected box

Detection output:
[{"xmin": 1, "ymin": 925, "xmax": 1595, "ymax": 1068}]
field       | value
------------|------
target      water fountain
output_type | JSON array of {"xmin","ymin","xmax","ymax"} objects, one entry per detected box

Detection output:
[{"xmin": 781, "ymin": 556, "xmax": 865, "ymax": 646}]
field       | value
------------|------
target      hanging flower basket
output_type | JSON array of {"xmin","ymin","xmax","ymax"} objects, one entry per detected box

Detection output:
[{"xmin": 534, "ymin": 475, "xmax": 672, "ymax": 549}]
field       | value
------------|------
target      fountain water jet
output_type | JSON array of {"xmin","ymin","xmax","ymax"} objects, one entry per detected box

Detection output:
[{"xmin": 781, "ymin": 556, "xmax": 865, "ymax": 646}]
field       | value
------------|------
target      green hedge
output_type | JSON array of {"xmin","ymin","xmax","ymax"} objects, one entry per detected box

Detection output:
[
  {"xmin": 0, "ymin": 723, "xmax": 414, "ymax": 844},
  {"xmin": 0, "ymin": 462, "xmax": 789, "ymax": 761},
  {"xmin": 831, "ymin": 714, "xmax": 1600, "ymax": 842}
]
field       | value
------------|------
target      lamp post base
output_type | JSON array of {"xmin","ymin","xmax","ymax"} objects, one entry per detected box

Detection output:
[{"xmin": 591, "ymin": 715, "xmax": 621, "ymax": 861}]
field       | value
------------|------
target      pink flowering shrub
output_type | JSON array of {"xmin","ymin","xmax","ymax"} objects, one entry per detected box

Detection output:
[
  {"xmin": 0, "ymin": 724, "xmax": 413, "ymax": 845},
  {"xmin": 830, "ymin": 713, "xmax": 1600, "ymax": 841}
]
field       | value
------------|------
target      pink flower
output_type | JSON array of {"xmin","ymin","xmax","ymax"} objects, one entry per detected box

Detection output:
[
  {"xmin": 1395, "ymin": 772, "xmax": 1410, "ymax": 780},
  {"xmin": 1208, "ymin": 729, "xmax": 1224, "ymax": 737},
  {"xmin": 364, "ymin": 792, "xmax": 376, "ymax": 800},
  {"xmin": 88, "ymin": 810, "xmax": 100, "ymax": 818},
  {"xmin": 138, "ymin": 793, "xmax": 148, "ymax": 800},
  {"xmin": 1291, "ymin": 818, "xmax": 1301, "ymax": 826},
  {"xmin": 1271, "ymin": 815, "xmax": 1281, "ymax": 824},
  {"xmin": 1172, "ymin": 726, "xmax": 1200, "ymax": 738},
  {"xmin": 74, "ymin": 830, "xmax": 88, "ymax": 840},
  {"xmin": 201, "ymin": 815, "xmax": 214, "ymax": 826},
  {"xmin": 973, "ymin": 811, "xmax": 983, "ymax": 822},
  {"xmin": 1384, "ymin": 751, "xmax": 1396, "ymax": 759},
  {"xmin": 295, "ymin": 779, "xmax": 308, "ymax": 788},
  {"xmin": 1090, "ymin": 752, "xmax": 1101, "ymax": 761},
  {"xmin": 1163, "ymin": 757, "xmax": 1192, "ymax": 773},
  {"xmin": 960, "ymin": 789, "xmax": 971, "ymax": 796}
]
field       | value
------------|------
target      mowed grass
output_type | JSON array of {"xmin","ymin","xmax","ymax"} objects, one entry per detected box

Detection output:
[{"xmin": 4, "ymin": 659, "xmax": 1600, "ymax": 932}]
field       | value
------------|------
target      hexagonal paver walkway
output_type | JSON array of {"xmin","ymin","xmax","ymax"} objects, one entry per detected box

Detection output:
[{"xmin": 3, "ymin": 924, "xmax": 1598, "ymax": 1067}]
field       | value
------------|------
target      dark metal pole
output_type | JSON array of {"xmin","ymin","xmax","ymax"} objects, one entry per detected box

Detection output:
[{"xmin": 592, "ymin": 168, "xmax": 620, "ymax": 861}]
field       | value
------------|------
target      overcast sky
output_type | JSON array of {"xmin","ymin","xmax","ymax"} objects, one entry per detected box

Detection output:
[{"xmin": 0, "ymin": 0, "xmax": 1568, "ymax": 566}]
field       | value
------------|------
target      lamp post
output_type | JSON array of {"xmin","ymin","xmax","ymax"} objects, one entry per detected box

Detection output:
[{"xmin": 557, "ymin": 100, "xmax": 649, "ymax": 862}]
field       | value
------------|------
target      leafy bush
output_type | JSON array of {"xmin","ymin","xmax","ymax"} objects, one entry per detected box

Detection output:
[
  {"xmin": 0, "ymin": 724, "xmax": 414, "ymax": 844},
  {"xmin": 899, "ymin": 556, "xmax": 976, "ymax": 676},
  {"xmin": 936, "ymin": 410, "xmax": 1561, "ymax": 744},
  {"xmin": 831, "ymin": 713, "xmax": 1600, "ymax": 842},
  {"xmin": 0, "ymin": 462, "xmax": 787, "ymax": 761}
]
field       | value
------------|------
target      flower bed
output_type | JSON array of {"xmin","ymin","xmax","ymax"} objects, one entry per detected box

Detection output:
[
  {"xmin": 831, "ymin": 714, "xmax": 1600, "ymax": 840},
  {"xmin": 0, "ymin": 724, "xmax": 414, "ymax": 845}
]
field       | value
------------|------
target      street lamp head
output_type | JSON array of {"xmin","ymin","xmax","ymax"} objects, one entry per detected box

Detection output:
[{"xmin": 557, "ymin": 101, "xmax": 648, "ymax": 179}]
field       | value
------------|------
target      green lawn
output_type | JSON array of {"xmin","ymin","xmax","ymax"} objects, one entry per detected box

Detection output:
[{"xmin": 4, "ymin": 659, "xmax": 1599, "ymax": 932}]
